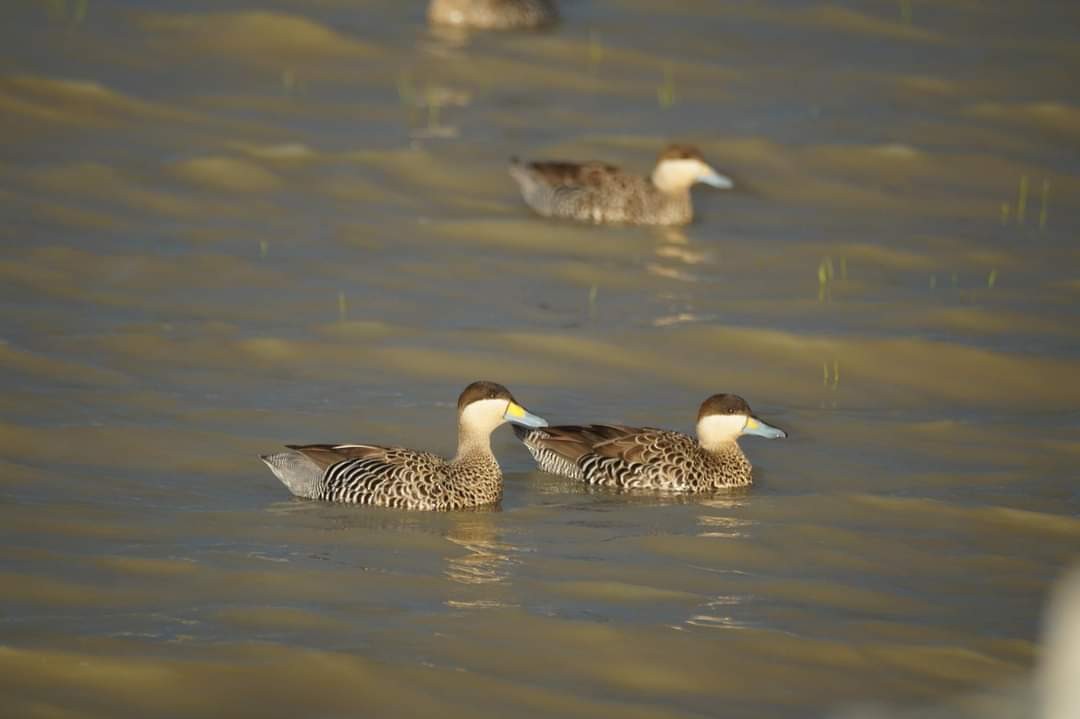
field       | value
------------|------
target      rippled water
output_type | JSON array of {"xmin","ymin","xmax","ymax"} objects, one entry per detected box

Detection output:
[{"xmin": 1, "ymin": 1, "xmax": 1078, "ymax": 717}]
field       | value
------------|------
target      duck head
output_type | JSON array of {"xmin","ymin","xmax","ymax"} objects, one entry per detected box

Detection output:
[
  {"xmin": 651, "ymin": 144, "xmax": 734, "ymax": 193},
  {"xmin": 457, "ymin": 380, "xmax": 548, "ymax": 438},
  {"xmin": 695, "ymin": 393, "xmax": 786, "ymax": 449}
]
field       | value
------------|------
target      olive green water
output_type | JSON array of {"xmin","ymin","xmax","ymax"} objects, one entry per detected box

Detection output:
[{"xmin": 2, "ymin": 1, "xmax": 1079, "ymax": 717}]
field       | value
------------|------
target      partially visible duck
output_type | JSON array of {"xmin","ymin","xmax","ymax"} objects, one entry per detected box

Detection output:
[
  {"xmin": 261, "ymin": 381, "xmax": 547, "ymax": 510},
  {"xmin": 428, "ymin": 0, "xmax": 558, "ymax": 30},
  {"xmin": 508, "ymin": 144, "xmax": 733, "ymax": 226},
  {"xmin": 514, "ymin": 394, "xmax": 784, "ymax": 490}
]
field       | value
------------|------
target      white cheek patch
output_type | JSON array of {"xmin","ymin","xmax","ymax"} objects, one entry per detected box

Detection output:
[
  {"xmin": 696, "ymin": 414, "xmax": 747, "ymax": 444},
  {"xmin": 459, "ymin": 398, "xmax": 510, "ymax": 431},
  {"xmin": 654, "ymin": 158, "xmax": 708, "ymax": 188}
]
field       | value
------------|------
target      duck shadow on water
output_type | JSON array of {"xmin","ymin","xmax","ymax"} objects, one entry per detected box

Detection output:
[
  {"xmin": 265, "ymin": 495, "xmax": 500, "ymax": 528},
  {"xmin": 263, "ymin": 497, "xmax": 526, "ymax": 595},
  {"xmin": 575, "ymin": 483, "xmax": 752, "ymax": 509}
]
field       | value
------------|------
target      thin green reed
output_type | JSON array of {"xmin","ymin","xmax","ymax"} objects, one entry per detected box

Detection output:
[
  {"xmin": 1016, "ymin": 175, "xmax": 1029, "ymax": 224},
  {"xmin": 657, "ymin": 63, "xmax": 676, "ymax": 109}
]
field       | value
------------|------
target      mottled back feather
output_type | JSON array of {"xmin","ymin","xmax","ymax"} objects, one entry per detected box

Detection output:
[
  {"xmin": 588, "ymin": 428, "xmax": 675, "ymax": 463},
  {"xmin": 293, "ymin": 443, "xmax": 501, "ymax": 510},
  {"xmin": 515, "ymin": 424, "xmax": 753, "ymax": 491},
  {"xmin": 524, "ymin": 161, "xmax": 621, "ymax": 187},
  {"xmin": 513, "ymin": 424, "xmax": 637, "ymax": 462},
  {"xmin": 509, "ymin": 155, "xmax": 694, "ymax": 225}
]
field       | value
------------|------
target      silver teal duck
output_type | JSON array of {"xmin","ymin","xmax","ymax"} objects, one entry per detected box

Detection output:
[
  {"xmin": 261, "ymin": 381, "xmax": 547, "ymax": 510},
  {"xmin": 508, "ymin": 144, "xmax": 733, "ymax": 226},
  {"xmin": 514, "ymin": 394, "xmax": 785, "ymax": 491},
  {"xmin": 428, "ymin": 0, "xmax": 558, "ymax": 30}
]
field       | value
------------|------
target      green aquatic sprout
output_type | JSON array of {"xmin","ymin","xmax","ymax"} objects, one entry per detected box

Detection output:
[
  {"xmin": 281, "ymin": 69, "xmax": 298, "ymax": 94},
  {"xmin": 397, "ymin": 76, "xmax": 464, "ymax": 138},
  {"xmin": 1039, "ymin": 179, "xmax": 1050, "ymax": 230},
  {"xmin": 817, "ymin": 256, "xmax": 835, "ymax": 302},
  {"xmin": 427, "ymin": 96, "xmax": 441, "ymax": 133},
  {"xmin": 396, "ymin": 69, "xmax": 425, "ymax": 130},
  {"xmin": 338, "ymin": 291, "xmax": 348, "ymax": 322},
  {"xmin": 822, "ymin": 360, "xmax": 840, "ymax": 390},
  {"xmin": 588, "ymin": 31, "xmax": 604, "ymax": 66},
  {"xmin": 41, "ymin": 0, "xmax": 86, "ymax": 24},
  {"xmin": 657, "ymin": 63, "xmax": 676, "ymax": 109},
  {"xmin": 587, "ymin": 284, "xmax": 598, "ymax": 318},
  {"xmin": 987, "ymin": 269, "xmax": 998, "ymax": 289},
  {"xmin": 1016, "ymin": 174, "xmax": 1029, "ymax": 225},
  {"xmin": 898, "ymin": 0, "xmax": 913, "ymax": 25},
  {"xmin": 999, "ymin": 176, "xmax": 1047, "ymax": 229},
  {"xmin": 259, "ymin": 240, "xmax": 268, "ymax": 259},
  {"xmin": 397, "ymin": 68, "xmax": 416, "ymax": 106},
  {"xmin": 821, "ymin": 359, "xmax": 840, "ymax": 408}
]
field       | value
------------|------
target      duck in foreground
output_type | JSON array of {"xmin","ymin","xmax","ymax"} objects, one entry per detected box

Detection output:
[
  {"xmin": 428, "ymin": 0, "xmax": 558, "ymax": 30},
  {"xmin": 514, "ymin": 394, "xmax": 785, "ymax": 491},
  {"xmin": 261, "ymin": 381, "xmax": 547, "ymax": 510},
  {"xmin": 508, "ymin": 144, "xmax": 733, "ymax": 226}
]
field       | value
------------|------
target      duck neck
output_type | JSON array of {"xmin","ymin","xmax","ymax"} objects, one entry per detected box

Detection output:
[
  {"xmin": 453, "ymin": 423, "xmax": 496, "ymax": 465},
  {"xmin": 699, "ymin": 436, "xmax": 744, "ymax": 458},
  {"xmin": 452, "ymin": 423, "xmax": 503, "ymax": 503},
  {"xmin": 700, "ymin": 437, "xmax": 752, "ymax": 486}
]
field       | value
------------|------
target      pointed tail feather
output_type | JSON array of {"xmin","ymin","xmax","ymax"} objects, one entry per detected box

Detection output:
[
  {"xmin": 507, "ymin": 156, "xmax": 532, "ymax": 188},
  {"xmin": 260, "ymin": 451, "xmax": 322, "ymax": 499}
]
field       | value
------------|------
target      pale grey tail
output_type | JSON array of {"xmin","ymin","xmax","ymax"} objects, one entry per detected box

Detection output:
[
  {"xmin": 507, "ymin": 157, "xmax": 533, "ymax": 192},
  {"xmin": 260, "ymin": 450, "xmax": 322, "ymax": 499},
  {"xmin": 508, "ymin": 158, "xmax": 554, "ymax": 216},
  {"xmin": 511, "ymin": 425, "xmax": 584, "ymax": 480},
  {"xmin": 512, "ymin": 424, "xmax": 546, "ymax": 464}
]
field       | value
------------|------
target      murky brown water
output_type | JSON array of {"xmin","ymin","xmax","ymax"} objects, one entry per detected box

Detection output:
[{"xmin": 2, "ymin": 1, "xmax": 1079, "ymax": 717}]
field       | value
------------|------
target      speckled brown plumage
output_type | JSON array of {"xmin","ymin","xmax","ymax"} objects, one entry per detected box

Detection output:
[
  {"xmin": 286, "ymin": 443, "xmax": 503, "ymax": 510},
  {"xmin": 508, "ymin": 144, "xmax": 729, "ymax": 226},
  {"xmin": 515, "ymin": 424, "xmax": 753, "ymax": 490},
  {"xmin": 260, "ymin": 381, "xmax": 546, "ymax": 511},
  {"xmin": 514, "ymin": 393, "xmax": 785, "ymax": 491}
]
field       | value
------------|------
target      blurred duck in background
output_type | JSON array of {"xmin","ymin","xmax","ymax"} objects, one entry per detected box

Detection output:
[
  {"xmin": 509, "ymin": 144, "xmax": 733, "ymax": 226},
  {"xmin": 428, "ymin": 0, "xmax": 558, "ymax": 30}
]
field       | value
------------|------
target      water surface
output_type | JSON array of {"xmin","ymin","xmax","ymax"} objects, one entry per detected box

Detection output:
[{"xmin": 1, "ymin": 1, "xmax": 1079, "ymax": 717}]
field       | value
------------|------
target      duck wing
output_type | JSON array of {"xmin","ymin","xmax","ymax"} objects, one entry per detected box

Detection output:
[
  {"xmin": 522, "ymin": 160, "xmax": 622, "ymax": 189},
  {"xmin": 515, "ymin": 424, "xmax": 698, "ymax": 487},
  {"xmin": 288, "ymin": 444, "xmax": 451, "ymax": 507},
  {"xmin": 586, "ymin": 427, "xmax": 680, "ymax": 464},
  {"xmin": 510, "ymin": 158, "xmax": 651, "ymax": 222},
  {"xmin": 286, "ymin": 443, "xmax": 393, "ymax": 470},
  {"xmin": 516, "ymin": 423, "xmax": 680, "ymax": 465}
]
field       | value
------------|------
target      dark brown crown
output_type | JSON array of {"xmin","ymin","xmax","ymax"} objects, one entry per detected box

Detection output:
[
  {"xmin": 696, "ymin": 393, "xmax": 752, "ymax": 421},
  {"xmin": 658, "ymin": 144, "xmax": 705, "ymax": 162},
  {"xmin": 457, "ymin": 381, "xmax": 516, "ymax": 412}
]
